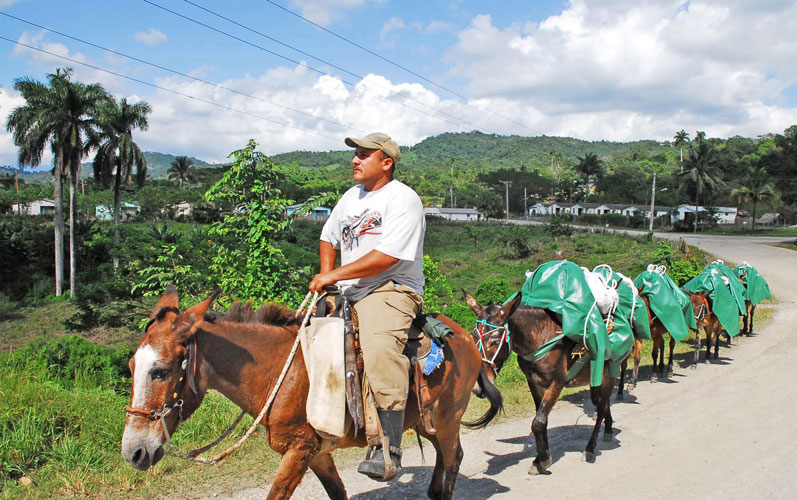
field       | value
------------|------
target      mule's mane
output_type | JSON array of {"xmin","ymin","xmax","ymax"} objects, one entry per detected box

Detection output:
[{"xmin": 205, "ymin": 300, "xmax": 302, "ymax": 327}]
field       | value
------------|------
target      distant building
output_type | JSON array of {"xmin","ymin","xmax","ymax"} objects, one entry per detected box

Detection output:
[
  {"xmin": 285, "ymin": 203, "xmax": 331, "ymax": 221},
  {"xmin": 96, "ymin": 202, "xmax": 141, "ymax": 221},
  {"xmin": 675, "ymin": 204, "xmax": 738, "ymax": 224},
  {"xmin": 424, "ymin": 206, "xmax": 482, "ymax": 221},
  {"xmin": 12, "ymin": 199, "xmax": 56, "ymax": 216}
]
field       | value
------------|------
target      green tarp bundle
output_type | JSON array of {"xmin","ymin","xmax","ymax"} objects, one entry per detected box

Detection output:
[
  {"xmin": 633, "ymin": 265, "xmax": 695, "ymax": 341},
  {"xmin": 732, "ymin": 262, "xmax": 771, "ymax": 306},
  {"xmin": 592, "ymin": 265, "xmax": 652, "ymax": 377},
  {"xmin": 683, "ymin": 260, "xmax": 747, "ymax": 336},
  {"xmin": 519, "ymin": 260, "xmax": 622, "ymax": 387}
]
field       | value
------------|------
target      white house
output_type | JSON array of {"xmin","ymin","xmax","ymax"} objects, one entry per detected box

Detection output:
[
  {"xmin": 96, "ymin": 202, "xmax": 141, "ymax": 221},
  {"xmin": 12, "ymin": 199, "xmax": 56, "ymax": 216},
  {"xmin": 528, "ymin": 203, "xmax": 549, "ymax": 216},
  {"xmin": 675, "ymin": 204, "xmax": 737, "ymax": 224},
  {"xmin": 424, "ymin": 206, "xmax": 482, "ymax": 221}
]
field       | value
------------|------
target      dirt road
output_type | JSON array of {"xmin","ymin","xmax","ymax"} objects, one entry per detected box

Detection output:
[{"xmin": 212, "ymin": 234, "xmax": 797, "ymax": 500}]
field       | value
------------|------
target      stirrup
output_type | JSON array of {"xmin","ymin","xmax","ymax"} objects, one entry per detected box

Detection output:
[{"xmin": 357, "ymin": 436, "xmax": 401, "ymax": 481}]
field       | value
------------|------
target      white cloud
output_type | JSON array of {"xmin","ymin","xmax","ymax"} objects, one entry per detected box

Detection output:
[
  {"xmin": 426, "ymin": 20, "xmax": 453, "ymax": 34},
  {"xmin": 0, "ymin": 0, "xmax": 23, "ymax": 8},
  {"xmin": 445, "ymin": 0, "xmax": 797, "ymax": 140},
  {"xmin": 288, "ymin": 0, "xmax": 385, "ymax": 27},
  {"xmin": 134, "ymin": 28, "xmax": 168, "ymax": 46},
  {"xmin": 0, "ymin": 85, "xmax": 27, "ymax": 167},
  {"xmin": 379, "ymin": 16, "xmax": 406, "ymax": 47}
]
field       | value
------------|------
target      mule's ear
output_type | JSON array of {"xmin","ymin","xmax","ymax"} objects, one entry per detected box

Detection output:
[
  {"xmin": 173, "ymin": 295, "xmax": 214, "ymax": 343},
  {"xmin": 151, "ymin": 284, "xmax": 179, "ymax": 320},
  {"xmin": 497, "ymin": 292, "xmax": 522, "ymax": 323},
  {"xmin": 463, "ymin": 289, "xmax": 483, "ymax": 316}
]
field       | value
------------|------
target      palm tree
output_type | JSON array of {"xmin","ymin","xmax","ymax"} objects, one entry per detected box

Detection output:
[
  {"xmin": 6, "ymin": 68, "xmax": 107, "ymax": 297},
  {"xmin": 681, "ymin": 140, "xmax": 724, "ymax": 233},
  {"xmin": 168, "ymin": 156, "xmax": 195, "ymax": 188},
  {"xmin": 694, "ymin": 130, "xmax": 706, "ymax": 145},
  {"xmin": 731, "ymin": 166, "xmax": 779, "ymax": 234},
  {"xmin": 673, "ymin": 129, "xmax": 689, "ymax": 163},
  {"xmin": 93, "ymin": 98, "xmax": 150, "ymax": 268},
  {"xmin": 55, "ymin": 71, "xmax": 110, "ymax": 297},
  {"xmin": 575, "ymin": 152, "xmax": 603, "ymax": 195}
]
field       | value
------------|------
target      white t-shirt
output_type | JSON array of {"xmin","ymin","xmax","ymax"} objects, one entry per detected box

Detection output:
[{"xmin": 320, "ymin": 179, "xmax": 425, "ymax": 301}]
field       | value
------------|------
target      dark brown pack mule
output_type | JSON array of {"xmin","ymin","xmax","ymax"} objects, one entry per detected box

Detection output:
[
  {"xmin": 121, "ymin": 286, "xmax": 502, "ymax": 500},
  {"xmin": 465, "ymin": 291, "xmax": 616, "ymax": 473}
]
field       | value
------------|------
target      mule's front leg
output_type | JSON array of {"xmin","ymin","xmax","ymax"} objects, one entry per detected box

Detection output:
[
  {"xmin": 267, "ymin": 445, "xmax": 318, "ymax": 500},
  {"xmin": 667, "ymin": 335, "xmax": 676, "ymax": 377},
  {"xmin": 692, "ymin": 328, "xmax": 702, "ymax": 369},
  {"xmin": 528, "ymin": 383, "xmax": 562, "ymax": 475},
  {"xmin": 749, "ymin": 305, "xmax": 756, "ymax": 335},
  {"xmin": 309, "ymin": 452, "xmax": 347, "ymax": 500}
]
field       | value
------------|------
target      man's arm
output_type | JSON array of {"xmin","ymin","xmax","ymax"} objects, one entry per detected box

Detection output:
[{"xmin": 309, "ymin": 245, "xmax": 399, "ymax": 292}]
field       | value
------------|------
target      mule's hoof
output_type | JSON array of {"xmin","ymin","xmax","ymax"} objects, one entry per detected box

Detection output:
[
  {"xmin": 667, "ymin": 369, "xmax": 674, "ymax": 377},
  {"xmin": 528, "ymin": 457, "xmax": 552, "ymax": 475},
  {"xmin": 650, "ymin": 376, "xmax": 658, "ymax": 384},
  {"xmin": 690, "ymin": 364, "xmax": 697, "ymax": 370},
  {"xmin": 583, "ymin": 451, "xmax": 596, "ymax": 463}
]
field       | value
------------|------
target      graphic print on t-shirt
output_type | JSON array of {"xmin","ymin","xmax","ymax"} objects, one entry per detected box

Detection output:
[{"xmin": 341, "ymin": 209, "xmax": 382, "ymax": 251}]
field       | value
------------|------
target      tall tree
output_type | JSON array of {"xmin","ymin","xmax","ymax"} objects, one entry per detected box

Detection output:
[
  {"xmin": 673, "ymin": 129, "xmax": 689, "ymax": 163},
  {"xmin": 694, "ymin": 130, "xmax": 707, "ymax": 146},
  {"xmin": 575, "ymin": 152, "xmax": 603, "ymax": 195},
  {"xmin": 681, "ymin": 140, "xmax": 724, "ymax": 232},
  {"xmin": 55, "ymin": 71, "xmax": 110, "ymax": 297},
  {"xmin": 731, "ymin": 166, "xmax": 779, "ymax": 234},
  {"xmin": 167, "ymin": 155, "xmax": 196, "ymax": 188},
  {"xmin": 93, "ymin": 97, "xmax": 151, "ymax": 268},
  {"xmin": 6, "ymin": 68, "xmax": 107, "ymax": 296}
]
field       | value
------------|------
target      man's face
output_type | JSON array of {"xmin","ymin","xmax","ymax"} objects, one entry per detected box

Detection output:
[{"xmin": 352, "ymin": 147, "xmax": 392, "ymax": 190}]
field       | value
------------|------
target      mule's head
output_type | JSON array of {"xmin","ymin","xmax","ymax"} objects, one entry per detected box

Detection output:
[
  {"xmin": 121, "ymin": 285, "xmax": 213, "ymax": 471},
  {"xmin": 463, "ymin": 290, "xmax": 521, "ymax": 390},
  {"xmin": 687, "ymin": 290, "xmax": 711, "ymax": 324}
]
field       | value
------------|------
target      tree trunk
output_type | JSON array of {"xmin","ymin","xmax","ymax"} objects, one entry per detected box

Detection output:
[
  {"xmin": 69, "ymin": 147, "xmax": 81, "ymax": 299},
  {"xmin": 113, "ymin": 161, "xmax": 122, "ymax": 269},
  {"xmin": 751, "ymin": 200, "xmax": 757, "ymax": 235},
  {"xmin": 694, "ymin": 187, "xmax": 699, "ymax": 234},
  {"xmin": 54, "ymin": 149, "xmax": 64, "ymax": 296}
]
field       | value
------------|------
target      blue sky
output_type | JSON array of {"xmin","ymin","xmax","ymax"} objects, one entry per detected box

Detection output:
[{"xmin": 1, "ymin": 0, "xmax": 796, "ymax": 166}]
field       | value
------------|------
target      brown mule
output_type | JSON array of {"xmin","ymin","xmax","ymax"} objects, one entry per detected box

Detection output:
[
  {"xmin": 687, "ymin": 291, "xmax": 723, "ymax": 365},
  {"xmin": 121, "ymin": 286, "xmax": 502, "ymax": 500},
  {"xmin": 618, "ymin": 293, "xmax": 676, "ymax": 399},
  {"xmin": 465, "ymin": 291, "xmax": 617, "ymax": 472}
]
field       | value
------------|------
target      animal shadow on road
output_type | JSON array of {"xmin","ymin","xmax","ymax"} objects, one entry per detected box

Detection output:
[
  {"xmin": 350, "ymin": 467, "xmax": 508, "ymax": 499},
  {"xmin": 478, "ymin": 424, "xmax": 622, "ymax": 477}
]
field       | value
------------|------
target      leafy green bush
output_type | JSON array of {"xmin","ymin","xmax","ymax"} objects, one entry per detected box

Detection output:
[
  {"xmin": 543, "ymin": 214, "xmax": 574, "ymax": 237},
  {"xmin": 422, "ymin": 255, "xmax": 453, "ymax": 312},
  {"xmin": 475, "ymin": 277, "xmax": 513, "ymax": 305}
]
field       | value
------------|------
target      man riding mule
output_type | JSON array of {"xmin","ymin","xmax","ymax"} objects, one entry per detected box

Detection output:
[
  {"xmin": 309, "ymin": 132, "xmax": 425, "ymax": 480},
  {"xmin": 121, "ymin": 287, "xmax": 501, "ymax": 500}
]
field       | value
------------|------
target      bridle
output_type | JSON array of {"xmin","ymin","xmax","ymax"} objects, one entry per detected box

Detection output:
[
  {"xmin": 473, "ymin": 319, "xmax": 510, "ymax": 374},
  {"xmin": 125, "ymin": 337, "xmax": 197, "ymax": 423}
]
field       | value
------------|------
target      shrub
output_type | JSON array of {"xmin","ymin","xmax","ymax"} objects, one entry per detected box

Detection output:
[{"xmin": 543, "ymin": 214, "xmax": 574, "ymax": 237}]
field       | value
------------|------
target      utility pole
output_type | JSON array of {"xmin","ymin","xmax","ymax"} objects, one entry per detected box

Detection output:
[
  {"xmin": 500, "ymin": 180, "xmax": 511, "ymax": 220},
  {"xmin": 649, "ymin": 172, "xmax": 656, "ymax": 231},
  {"xmin": 524, "ymin": 187, "xmax": 528, "ymax": 218}
]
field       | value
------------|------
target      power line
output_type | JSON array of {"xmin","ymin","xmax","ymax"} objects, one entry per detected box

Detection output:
[
  {"xmin": 0, "ymin": 11, "xmax": 362, "ymax": 134},
  {"xmin": 262, "ymin": 0, "xmax": 535, "ymax": 133},
  {"xmin": 182, "ymin": 0, "xmax": 483, "ymax": 132},
  {"xmin": 0, "ymin": 35, "xmax": 343, "ymax": 145},
  {"xmin": 141, "ymin": 0, "xmax": 473, "ymax": 131}
]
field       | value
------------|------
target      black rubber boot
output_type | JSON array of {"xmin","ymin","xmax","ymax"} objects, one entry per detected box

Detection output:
[{"xmin": 357, "ymin": 409, "xmax": 404, "ymax": 481}]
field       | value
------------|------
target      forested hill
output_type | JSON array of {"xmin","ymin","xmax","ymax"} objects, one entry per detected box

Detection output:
[
  {"xmin": 3, "ymin": 152, "xmax": 212, "ymax": 181},
  {"xmin": 270, "ymin": 131, "xmax": 672, "ymax": 169}
]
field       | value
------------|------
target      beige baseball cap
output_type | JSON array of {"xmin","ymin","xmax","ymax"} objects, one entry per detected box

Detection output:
[{"xmin": 345, "ymin": 132, "xmax": 401, "ymax": 163}]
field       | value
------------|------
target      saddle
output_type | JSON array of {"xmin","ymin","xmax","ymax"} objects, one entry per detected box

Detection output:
[{"xmin": 314, "ymin": 290, "xmax": 449, "ymax": 440}]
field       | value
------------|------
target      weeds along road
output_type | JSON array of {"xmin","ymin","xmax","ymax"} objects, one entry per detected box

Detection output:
[{"xmin": 211, "ymin": 232, "xmax": 797, "ymax": 500}]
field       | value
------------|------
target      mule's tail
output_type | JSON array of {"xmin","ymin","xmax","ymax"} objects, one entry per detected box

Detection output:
[{"xmin": 463, "ymin": 365, "xmax": 503, "ymax": 429}]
